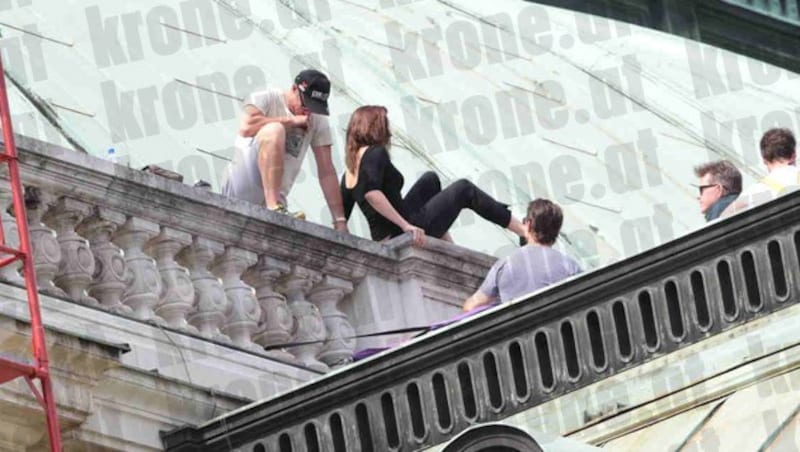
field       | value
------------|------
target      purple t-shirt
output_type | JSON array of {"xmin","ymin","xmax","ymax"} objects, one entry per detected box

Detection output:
[{"xmin": 479, "ymin": 245, "xmax": 582, "ymax": 302}]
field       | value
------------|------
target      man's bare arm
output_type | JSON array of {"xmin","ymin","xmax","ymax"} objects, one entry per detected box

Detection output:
[
  {"xmin": 238, "ymin": 105, "xmax": 306, "ymax": 137},
  {"xmin": 313, "ymin": 144, "xmax": 348, "ymax": 232}
]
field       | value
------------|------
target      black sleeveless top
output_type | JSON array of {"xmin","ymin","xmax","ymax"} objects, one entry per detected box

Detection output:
[{"xmin": 341, "ymin": 145, "xmax": 407, "ymax": 241}]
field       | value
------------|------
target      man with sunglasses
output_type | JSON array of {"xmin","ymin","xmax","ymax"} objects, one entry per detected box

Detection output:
[
  {"xmin": 222, "ymin": 69, "xmax": 348, "ymax": 231},
  {"xmin": 693, "ymin": 160, "xmax": 742, "ymax": 222}
]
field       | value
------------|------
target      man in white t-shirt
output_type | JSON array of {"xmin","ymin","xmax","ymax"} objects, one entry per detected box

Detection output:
[
  {"xmin": 222, "ymin": 69, "xmax": 348, "ymax": 232},
  {"xmin": 721, "ymin": 128, "xmax": 799, "ymax": 218}
]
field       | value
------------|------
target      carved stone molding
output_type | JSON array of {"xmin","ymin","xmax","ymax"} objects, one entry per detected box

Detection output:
[
  {"xmin": 44, "ymin": 197, "xmax": 98, "ymax": 306},
  {"xmin": 177, "ymin": 236, "xmax": 229, "ymax": 342},
  {"xmin": 113, "ymin": 217, "xmax": 161, "ymax": 321},
  {"xmin": 146, "ymin": 227, "xmax": 196, "ymax": 332},
  {"xmin": 244, "ymin": 255, "xmax": 294, "ymax": 362},
  {"xmin": 212, "ymin": 247, "xmax": 260, "ymax": 351},
  {"xmin": 280, "ymin": 267, "xmax": 326, "ymax": 372},
  {"xmin": 77, "ymin": 207, "xmax": 131, "ymax": 314},
  {"xmin": 309, "ymin": 275, "xmax": 355, "ymax": 368},
  {"xmin": 24, "ymin": 187, "xmax": 66, "ymax": 298}
]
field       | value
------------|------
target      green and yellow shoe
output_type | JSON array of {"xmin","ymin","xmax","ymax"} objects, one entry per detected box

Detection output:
[{"xmin": 268, "ymin": 204, "xmax": 306, "ymax": 221}]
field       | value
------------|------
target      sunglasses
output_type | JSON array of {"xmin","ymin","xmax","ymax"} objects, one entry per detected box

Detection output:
[{"xmin": 698, "ymin": 184, "xmax": 719, "ymax": 195}]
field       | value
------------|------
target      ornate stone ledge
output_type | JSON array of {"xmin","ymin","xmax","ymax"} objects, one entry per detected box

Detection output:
[{"xmin": 11, "ymin": 134, "xmax": 497, "ymax": 371}]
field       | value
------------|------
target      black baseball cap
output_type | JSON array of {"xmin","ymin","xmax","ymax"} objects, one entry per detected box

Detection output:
[{"xmin": 294, "ymin": 69, "xmax": 331, "ymax": 116}]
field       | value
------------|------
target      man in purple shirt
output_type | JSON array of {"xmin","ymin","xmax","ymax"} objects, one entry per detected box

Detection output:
[{"xmin": 463, "ymin": 199, "xmax": 582, "ymax": 311}]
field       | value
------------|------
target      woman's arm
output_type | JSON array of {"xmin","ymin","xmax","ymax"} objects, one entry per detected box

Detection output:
[
  {"xmin": 365, "ymin": 190, "xmax": 426, "ymax": 246},
  {"xmin": 340, "ymin": 176, "xmax": 355, "ymax": 229}
]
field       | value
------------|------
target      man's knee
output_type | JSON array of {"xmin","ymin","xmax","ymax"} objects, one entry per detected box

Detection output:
[{"xmin": 255, "ymin": 122, "xmax": 286, "ymax": 144}]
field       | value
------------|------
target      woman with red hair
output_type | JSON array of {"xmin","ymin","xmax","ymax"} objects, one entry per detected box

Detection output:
[{"xmin": 340, "ymin": 105, "xmax": 526, "ymax": 246}]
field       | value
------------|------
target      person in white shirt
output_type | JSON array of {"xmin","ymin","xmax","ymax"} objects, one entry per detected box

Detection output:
[
  {"xmin": 721, "ymin": 128, "xmax": 799, "ymax": 218},
  {"xmin": 221, "ymin": 69, "xmax": 348, "ymax": 231}
]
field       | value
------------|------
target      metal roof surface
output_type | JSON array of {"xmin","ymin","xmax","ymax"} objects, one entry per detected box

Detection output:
[{"xmin": 2, "ymin": 0, "xmax": 799, "ymax": 267}]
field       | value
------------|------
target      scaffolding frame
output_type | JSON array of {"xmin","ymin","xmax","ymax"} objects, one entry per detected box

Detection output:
[{"xmin": 0, "ymin": 54, "xmax": 63, "ymax": 451}]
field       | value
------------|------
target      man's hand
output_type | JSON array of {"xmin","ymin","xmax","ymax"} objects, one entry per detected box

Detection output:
[
  {"xmin": 288, "ymin": 115, "xmax": 309, "ymax": 129},
  {"xmin": 333, "ymin": 221, "xmax": 349, "ymax": 233},
  {"xmin": 463, "ymin": 291, "xmax": 493, "ymax": 312},
  {"xmin": 239, "ymin": 106, "xmax": 267, "ymax": 137}
]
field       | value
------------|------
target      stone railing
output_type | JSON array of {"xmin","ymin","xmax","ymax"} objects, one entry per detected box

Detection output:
[
  {"xmin": 161, "ymin": 185, "xmax": 800, "ymax": 451},
  {"xmin": 9, "ymin": 135, "xmax": 496, "ymax": 373}
]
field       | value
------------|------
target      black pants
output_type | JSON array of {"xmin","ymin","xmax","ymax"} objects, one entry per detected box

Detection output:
[{"xmin": 403, "ymin": 172, "xmax": 512, "ymax": 238}]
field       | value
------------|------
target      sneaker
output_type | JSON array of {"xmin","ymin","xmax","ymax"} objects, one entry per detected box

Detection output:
[{"xmin": 269, "ymin": 204, "xmax": 306, "ymax": 221}]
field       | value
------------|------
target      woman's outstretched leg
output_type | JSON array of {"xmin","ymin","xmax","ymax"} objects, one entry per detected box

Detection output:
[{"xmin": 413, "ymin": 179, "xmax": 523, "ymax": 239}]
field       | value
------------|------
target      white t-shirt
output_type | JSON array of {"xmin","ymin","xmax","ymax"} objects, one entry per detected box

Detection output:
[
  {"xmin": 222, "ymin": 87, "xmax": 332, "ymax": 206},
  {"xmin": 479, "ymin": 245, "xmax": 582, "ymax": 302},
  {"xmin": 722, "ymin": 165, "xmax": 800, "ymax": 217}
]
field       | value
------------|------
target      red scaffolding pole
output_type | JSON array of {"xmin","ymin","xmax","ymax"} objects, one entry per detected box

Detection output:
[{"xmin": 0, "ymin": 55, "xmax": 63, "ymax": 450}]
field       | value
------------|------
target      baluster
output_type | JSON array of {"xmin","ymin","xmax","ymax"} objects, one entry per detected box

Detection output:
[
  {"xmin": 212, "ymin": 247, "xmax": 260, "ymax": 351},
  {"xmin": 43, "ymin": 197, "xmax": 98, "ymax": 306},
  {"xmin": 309, "ymin": 276, "xmax": 355, "ymax": 368},
  {"xmin": 146, "ymin": 227, "xmax": 197, "ymax": 332},
  {"xmin": 0, "ymin": 185, "xmax": 22, "ymax": 284},
  {"xmin": 77, "ymin": 207, "xmax": 131, "ymax": 314},
  {"xmin": 280, "ymin": 267, "xmax": 327, "ymax": 372},
  {"xmin": 177, "ymin": 237, "xmax": 229, "ymax": 341},
  {"xmin": 24, "ymin": 187, "xmax": 65, "ymax": 297},
  {"xmin": 244, "ymin": 256, "xmax": 294, "ymax": 361},
  {"xmin": 113, "ymin": 217, "xmax": 161, "ymax": 321}
]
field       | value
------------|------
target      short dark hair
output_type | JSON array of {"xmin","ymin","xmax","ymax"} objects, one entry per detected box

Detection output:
[
  {"xmin": 760, "ymin": 128, "xmax": 796, "ymax": 163},
  {"xmin": 693, "ymin": 160, "xmax": 742, "ymax": 194},
  {"xmin": 525, "ymin": 199, "xmax": 563, "ymax": 246}
]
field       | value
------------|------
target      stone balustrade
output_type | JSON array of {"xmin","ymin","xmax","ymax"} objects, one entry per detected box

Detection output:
[{"xmin": 8, "ymin": 135, "xmax": 497, "ymax": 372}]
